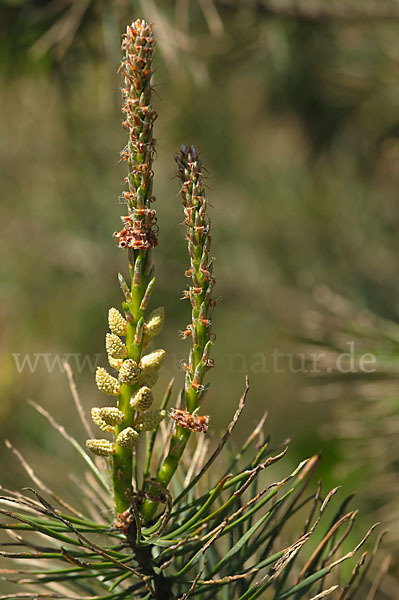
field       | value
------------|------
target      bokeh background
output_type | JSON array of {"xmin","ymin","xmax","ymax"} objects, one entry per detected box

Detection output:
[{"xmin": 0, "ymin": 0, "xmax": 398, "ymax": 596}]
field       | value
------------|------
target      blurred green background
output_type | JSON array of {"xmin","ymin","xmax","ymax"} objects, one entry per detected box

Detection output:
[{"xmin": 0, "ymin": 0, "xmax": 398, "ymax": 596}]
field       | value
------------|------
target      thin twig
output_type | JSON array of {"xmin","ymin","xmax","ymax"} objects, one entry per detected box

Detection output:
[
  {"xmin": 243, "ymin": 411, "xmax": 267, "ymax": 452},
  {"xmin": 27, "ymin": 399, "xmax": 110, "ymax": 494},
  {"xmin": 184, "ymin": 434, "xmax": 208, "ymax": 487},
  {"xmin": 308, "ymin": 586, "xmax": 340, "ymax": 600},
  {"xmin": 328, "ymin": 523, "xmax": 380, "ymax": 571},
  {"xmin": 199, "ymin": 566, "xmax": 260, "ymax": 585},
  {"xmin": 63, "ymin": 361, "xmax": 93, "ymax": 438},
  {"xmin": 302, "ymin": 480, "xmax": 322, "ymax": 535},
  {"xmin": 322, "ymin": 510, "xmax": 358, "ymax": 565},
  {"xmin": 297, "ymin": 510, "xmax": 357, "ymax": 582},
  {"xmin": 338, "ymin": 551, "xmax": 368, "ymax": 600},
  {"xmin": 365, "ymin": 554, "xmax": 392, "ymax": 600},
  {"xmin": 178, "ymin": 559, "xmax": 207, "ymax": 599},
  {"xmin": 4, "ymin": 440, "xmax": 81, "ymax": 518},
  {"xmin": 24, "ymin": 488, "xmax": 153, "ymax": 592}
]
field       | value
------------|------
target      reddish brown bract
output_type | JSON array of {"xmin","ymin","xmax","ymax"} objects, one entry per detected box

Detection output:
[
  {"xmin": 169, "ymin": 408, "xmax": 209, "ymax": 433},
  {"xmin": 113, "ymin": 211, "xmax": 158, "ymax": 250}
]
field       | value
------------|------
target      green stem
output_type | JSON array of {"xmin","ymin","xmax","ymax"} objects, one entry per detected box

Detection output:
[
  {"xmin": 112, "ymin": 250, "xmax": 148, "ymax": 516},
  {"xmin": 112, "ymin": 385, "xmax": 135, "ymax": 515},
  {"xmin": 140, "ymin": 426, "xmax": 191, "ymax": 522},
  {"xmin": 143, "ymin": 379, "xmax": 174, "ymax": 486}
]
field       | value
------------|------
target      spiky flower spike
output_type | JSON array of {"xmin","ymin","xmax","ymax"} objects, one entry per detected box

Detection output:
[
  {"xmin": 175, "ymin": 145, "xmax": 215, "ymax": 409},
  {"xmin": 141, "ymin": 146, "xmax": 215, "ymax": 521},
  {"xmin": 87, "ymin": 20, "xmax": 166, "ymax": 517},
  {"xmin": 113, "ymin": 19, "xmax": 158, "ymax": 250}
]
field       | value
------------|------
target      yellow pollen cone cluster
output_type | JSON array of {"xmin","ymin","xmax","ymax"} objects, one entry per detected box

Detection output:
[
  {"xmin": 108, "ymin": 307, "xmax": 128, "ymax": 336},
  {"xmin": 106, "ymin": 333, "xmax": 127, "ymax": 359},
  {"xmin": 95, "ymin": 367, "xmax": 120, "ymax": 396},
  {"xmin": 144, "ymin": 307, "xmax": 164, "ymax": 338},
  {"xmin": 130, "ymin": 386, "xmax": 153, "ymax": 411},
  {"xmin": 86, "ymin": 439, "xmax": 115, "ymax": 456},
  {"xmin": 135, "ymin": 409, "xmax": 166, "ymax": 431},
  {"xmin": 118, "ymin": 358, "xmax": 140, "ymax": 384},
  {"xmin": 116, "ymin": 427, "xmax": 139, "ymax": 448}
]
